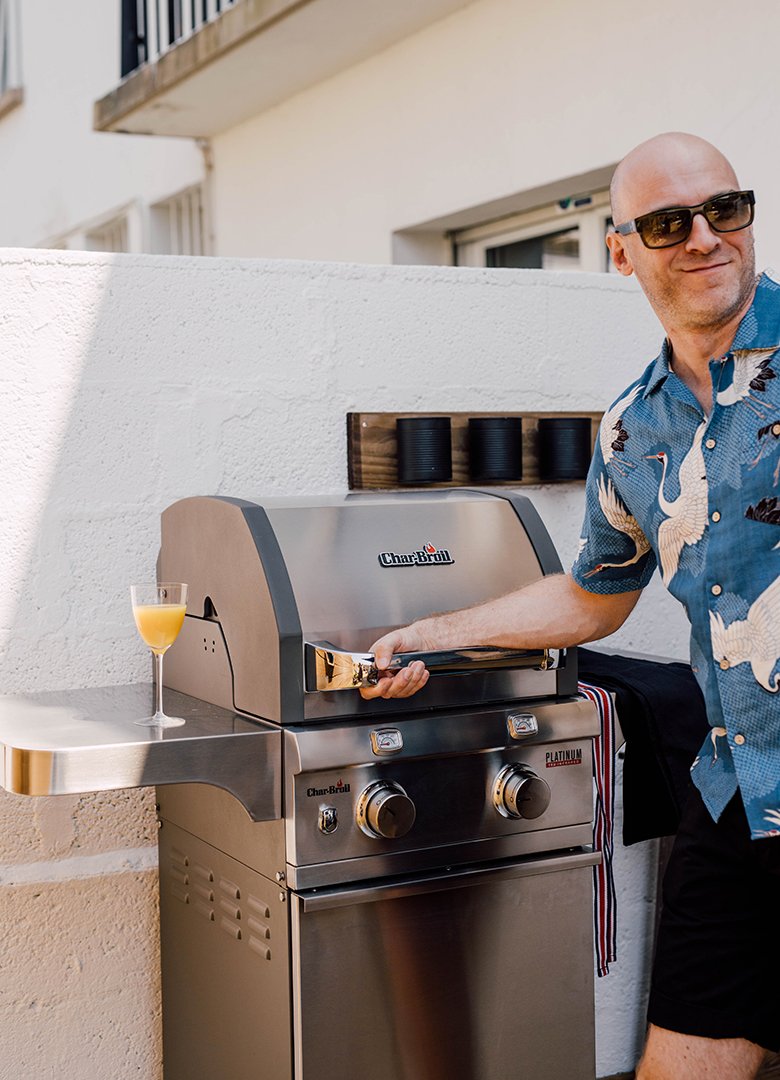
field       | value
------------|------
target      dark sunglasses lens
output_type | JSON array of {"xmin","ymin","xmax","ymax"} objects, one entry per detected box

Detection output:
[
  {"xmin": 705, "ymin": 192, "xmax": 754, "ymax": 232},
  {"xmin": 638, "ymin": 209, "xmax": 692, "ymax": 248}
]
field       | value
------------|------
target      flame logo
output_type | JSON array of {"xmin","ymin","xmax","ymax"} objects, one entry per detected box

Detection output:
[{"xmin": 424, "ymin": 542, "xmax": 437, "ymax": 554}]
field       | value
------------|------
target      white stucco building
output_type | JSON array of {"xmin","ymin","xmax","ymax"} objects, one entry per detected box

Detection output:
[{"xmin": 1, "ymin": 2, "xmax": 779, "ymax": 1079}]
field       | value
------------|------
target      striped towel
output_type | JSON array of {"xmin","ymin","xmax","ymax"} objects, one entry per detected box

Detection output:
[{"xmin": 578, "ymin": 681, "xmax": 617, "ymax": 977}]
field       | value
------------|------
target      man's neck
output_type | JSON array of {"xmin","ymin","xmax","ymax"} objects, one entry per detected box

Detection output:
[
  {"xmin": 667, "ymin": 335, "xmax": 731, "ymax": 414},
  {"xmin": 666, "ymin": 289, "xmax": 757, "ymax": 413}
]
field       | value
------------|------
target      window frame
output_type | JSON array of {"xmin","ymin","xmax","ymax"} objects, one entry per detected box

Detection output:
[
  {"xmin": 149, "ymin": 184, "xmax": 206, "ymax": 256},
  {"xmin": 453, "ymin": 189, "xmax": 614, "ymax": 273},
  {"xmin": 0, "ymin": 0, "xmax": 23, "ymax": 120},
  {"xmin": 41, "ymin": 202, "xmax": 142, "ymax": 254}
]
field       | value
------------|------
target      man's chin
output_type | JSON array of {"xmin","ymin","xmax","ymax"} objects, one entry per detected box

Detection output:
[{"xmin": 678, "ymin": 283, "xmax": 754, "ymax": 331}]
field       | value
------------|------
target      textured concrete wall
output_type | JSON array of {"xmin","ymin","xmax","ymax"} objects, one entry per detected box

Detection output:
[{"xmin": 0, "ymin": 249, "xmax": 683, "ymax": 1077}]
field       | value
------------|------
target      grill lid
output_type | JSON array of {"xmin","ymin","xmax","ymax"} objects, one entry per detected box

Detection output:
[{"xmin": 159, "ymin": 490, "xmax": 577, "ymax": 723}]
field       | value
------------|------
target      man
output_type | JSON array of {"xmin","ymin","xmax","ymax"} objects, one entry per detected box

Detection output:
[{"xmin": 361, "ymin": 133, "xmax": 780, "ymax": 1079}]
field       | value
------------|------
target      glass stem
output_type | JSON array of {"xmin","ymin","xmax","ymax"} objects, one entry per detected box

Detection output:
[{"xmin": 154, "ymin": 651, "xmax": 164, "ymax": 717}]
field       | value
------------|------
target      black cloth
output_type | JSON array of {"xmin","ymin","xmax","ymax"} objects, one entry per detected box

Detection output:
[
  {"xmin": 578, "ymin": 648, "xmax": 710, "ymax": 845},
  {"xmin": 647, "ymin": 790, "xmax": 780, "ymax": 1051}
]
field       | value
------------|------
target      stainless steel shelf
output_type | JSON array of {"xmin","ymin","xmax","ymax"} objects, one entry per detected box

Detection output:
[{"xmin": 0, "ymin": 684, "xmax": 281, "ymax": 821}]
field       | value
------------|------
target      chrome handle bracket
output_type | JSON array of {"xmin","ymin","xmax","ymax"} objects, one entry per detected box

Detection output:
[{"xmin": 304, "ymin": 642, "xmax": 567, "ymax": 692}]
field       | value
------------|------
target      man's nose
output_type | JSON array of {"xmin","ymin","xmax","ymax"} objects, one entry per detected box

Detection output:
[{"xmin": 684, "ymin": 211, "xmax": 720, "ymax": 254}]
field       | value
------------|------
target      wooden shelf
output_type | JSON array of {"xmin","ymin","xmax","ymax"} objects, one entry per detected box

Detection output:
[{"xmin": 347, "ymin": 411, "xmax": 602, "ymax": 490}]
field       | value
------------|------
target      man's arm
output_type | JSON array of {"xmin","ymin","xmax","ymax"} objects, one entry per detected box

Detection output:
[{"xmin": 360, "ymin": 573, "xmax": 641, "ymax": 700}]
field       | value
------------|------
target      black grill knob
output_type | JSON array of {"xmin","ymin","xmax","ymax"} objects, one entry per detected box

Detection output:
[
  {"xmin": 493, "ymin": 764, "xmax": 551, "ymax": 820},
  {"xmin": 356, "ymin": 781, "xmax": 416, "ymax": 839}
]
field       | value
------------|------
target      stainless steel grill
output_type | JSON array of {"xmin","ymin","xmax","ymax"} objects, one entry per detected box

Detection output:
[{"xmin": 155, "ymin": 489, "xmax": 600, "ymax": 1080}]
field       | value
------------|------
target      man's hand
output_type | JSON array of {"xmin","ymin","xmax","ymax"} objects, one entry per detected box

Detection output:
[{"xmin": 359, "ymin": 627, "xmax": 431, "ymax": 700}]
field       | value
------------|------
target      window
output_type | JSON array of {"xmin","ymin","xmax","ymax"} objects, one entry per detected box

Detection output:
[
  {"xmin": 454, "ymin": 190, "xmax": 616, "ymax": 273},
  {"xmin": 43, "ymin": 204, "xmax": 138, "ymax": 253},
  {"xmin": 0, "ymin": 0, "xmax": 22, "ymax": 116},
  {"xmin": 85, "ymin": 215, "xmax": 130, "ymax": 253},
  {"xmin": 150, "ymin": 185, "xmax": 206, "ymax": 255}
]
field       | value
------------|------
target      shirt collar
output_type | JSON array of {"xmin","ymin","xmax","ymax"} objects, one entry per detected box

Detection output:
[
  {"xmin": 642, "ymin": 338, "xmax": 673, "ymax": 398},
  {"xmin": 642, "ymin": 272, "xmax": 779, "ymax": 399}
]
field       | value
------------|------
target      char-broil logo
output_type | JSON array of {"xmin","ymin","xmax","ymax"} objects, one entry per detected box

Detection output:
[
  {"xmin": 545, "ymin": 748, "xmax": 584, "ymax": 768},
  {"xmin": 306, "ymin": 779, "xmax": 351, "ymax": 798},
  {"xmin": 378, "ymin": 542, "xmax": 455, "ymax": 568}
]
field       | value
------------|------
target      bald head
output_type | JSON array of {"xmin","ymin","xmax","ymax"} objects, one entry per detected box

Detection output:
[{"xmin": 610, "ymin": 133, "xmax": 740, "ymax": 224}]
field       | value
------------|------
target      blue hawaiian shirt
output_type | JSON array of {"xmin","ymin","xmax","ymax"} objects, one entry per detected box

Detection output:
[{"xmin": 572, "ymin": 270, "xmax": 780, "ymax": 840}]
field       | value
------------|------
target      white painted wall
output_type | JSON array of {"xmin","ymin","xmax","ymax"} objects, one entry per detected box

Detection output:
[
  {"xmin": 0, "ymin": 1, "xmax": 203, "ymax": 248},
  {"xmin": 211, "ymin": 0, "xmax": 780, "ymax": 270},
  {"xmin": 0, "ymin": 248, "xmax": 682, "ymax": 1078}
]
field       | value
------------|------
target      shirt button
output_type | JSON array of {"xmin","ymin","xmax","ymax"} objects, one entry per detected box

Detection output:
[
  {"xmin": 719, "ymin": 659, "xmax": 730, "ymax": 670},
  {"xmin": 734, "ymin": 734, "xmax": 746, "ymax": 746},
  {"xmin": 773, "ymin": 423, "xmax": 780, "ymax": 437},
  {"xmin": 711, "ymin": 511, "xmax": 721, "ymax": 523},
  {"xmin": 705, "ymin": 437, "xmax": 717, "ymax": 449},
  {"xmin": 711, "ymin": 584, "xmax": 723, "ymax": 596}
]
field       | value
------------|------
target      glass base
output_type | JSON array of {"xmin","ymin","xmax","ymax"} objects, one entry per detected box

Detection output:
[{"xmin": 134, "ymin": 713, "xmax": 186, "ymax": 728}]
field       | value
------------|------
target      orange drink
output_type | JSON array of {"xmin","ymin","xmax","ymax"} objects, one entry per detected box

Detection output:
[
  {"xmin": 132, "ymin": 603, "xmax": 186, "ymax": 655},
  {"xmin": 130, "ymin": 582, "xmax": 188, "ymax": 728}
]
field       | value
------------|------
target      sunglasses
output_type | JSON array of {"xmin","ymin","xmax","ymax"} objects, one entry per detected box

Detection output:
[{"xmin": 613, "ymin": 190, "xmax": 755, "ymax": 249}]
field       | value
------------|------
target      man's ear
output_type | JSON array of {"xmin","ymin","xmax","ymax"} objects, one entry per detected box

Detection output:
[{"xmin": 606, "ymin": 231, "xmax": 634, "ymax": 277}]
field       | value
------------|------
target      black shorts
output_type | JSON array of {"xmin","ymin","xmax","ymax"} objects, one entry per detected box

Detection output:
[{"xmin": 647, "ymin": 789, "xmax": 780, "ymax": 1052}]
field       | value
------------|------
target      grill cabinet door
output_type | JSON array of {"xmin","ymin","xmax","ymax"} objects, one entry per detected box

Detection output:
[{"xmin": 291, "ymin": 852, "xmax": 597, "ymax": 1080}]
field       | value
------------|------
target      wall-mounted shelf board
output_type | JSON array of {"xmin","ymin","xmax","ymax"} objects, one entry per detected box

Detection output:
[{"xmin": 347, "ymin": 411, "xmax": 603, "ymax": 490}]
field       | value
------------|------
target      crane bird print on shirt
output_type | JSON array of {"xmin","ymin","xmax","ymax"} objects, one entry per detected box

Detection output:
[
  {"xmin": 709, "ymin": 575, "xmax": 780, "ymax": 692},
  {"xmin": 583, "ymin": 476, "xmax": 650, "ymax": 577},
  {"xmin": 715, "ymin": 348, "xmax": 778, "ymax": 418},
  {"xmin": 646, "ymin": 421, "xmax": 709, "ymax": 586},
  {"xmin": 749, "ymin": 420, "xmax": 780, "ymax": 485},
  {"xmin": 690, "ymin": 725, "xmax": 728, "ymax": 770},
  {"xmin": 599, "ymin": 384, "xmax": 644, "ymax": 476}
]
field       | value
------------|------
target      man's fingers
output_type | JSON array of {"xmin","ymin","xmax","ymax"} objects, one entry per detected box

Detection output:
[
  {"xmin": 369, "ymin": 633, "xmax": 407, "ymax": 671},
  {"xmin": 358, "ymin": 661, "xmax": 430, "ymax": 700}
]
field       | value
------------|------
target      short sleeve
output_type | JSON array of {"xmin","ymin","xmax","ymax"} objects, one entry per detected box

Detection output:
[{"xmin": 571, "ymin": 443, "xmax": 657, "ymax": 595}]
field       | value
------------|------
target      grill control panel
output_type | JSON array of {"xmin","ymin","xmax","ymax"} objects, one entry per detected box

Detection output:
[{"xmin": 286, "ymin": 698, "xmax": 600, "ymax": 881}]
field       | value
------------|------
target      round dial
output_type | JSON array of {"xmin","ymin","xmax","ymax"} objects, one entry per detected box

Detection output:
[
  {"xmin": 356, "ymin": 780, "xmax": 416, "ymax": 839},
  {"xmin": 493, "ymin": 764, "xmax": 551, "ymax": 820}
]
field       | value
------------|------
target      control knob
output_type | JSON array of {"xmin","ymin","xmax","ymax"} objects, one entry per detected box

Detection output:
[
  {"xmin": 493, "ymin": 764, "xmax": 551, "ymax": 820},
  {"xmin": 356, "ymin": 780, "xmax": 416, "ymax": 839}
]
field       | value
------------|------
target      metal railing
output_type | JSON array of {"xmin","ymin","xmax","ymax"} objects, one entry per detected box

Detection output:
[
  {"xmin": 0, "ymin": 0, "xmax": 21, "ymax": 96},
  {"xmin": 121, "ymin": 0, "xmax": 238, "ymax": 77}
]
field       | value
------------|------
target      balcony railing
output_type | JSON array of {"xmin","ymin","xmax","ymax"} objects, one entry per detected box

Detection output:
[
  {"xmin": 99, "ymin": 0, "xmax": 472, "ymax": 138},
  {"xmin": 121, "ymin": 0, "xmax": 237, "ymax": 77},
  {"xmin": 0, "ymin": 0, "xmax": 21, "ymax": 97}
]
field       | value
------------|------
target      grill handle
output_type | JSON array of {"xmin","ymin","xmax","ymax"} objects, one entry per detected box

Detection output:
[{"xmin": 304, "ymin": 642, "xmax": 564, "ymax": 692}]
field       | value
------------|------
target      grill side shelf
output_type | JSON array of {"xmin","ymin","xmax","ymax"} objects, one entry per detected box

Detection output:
[{"xmin": 0, "ymin": 684, "xmax": 282, "ymax": 822}]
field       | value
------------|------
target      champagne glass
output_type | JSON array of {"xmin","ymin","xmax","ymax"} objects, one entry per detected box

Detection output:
[{"xmin": 130, "ymin": 583, "xmax": 188, "ymax": 728}]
